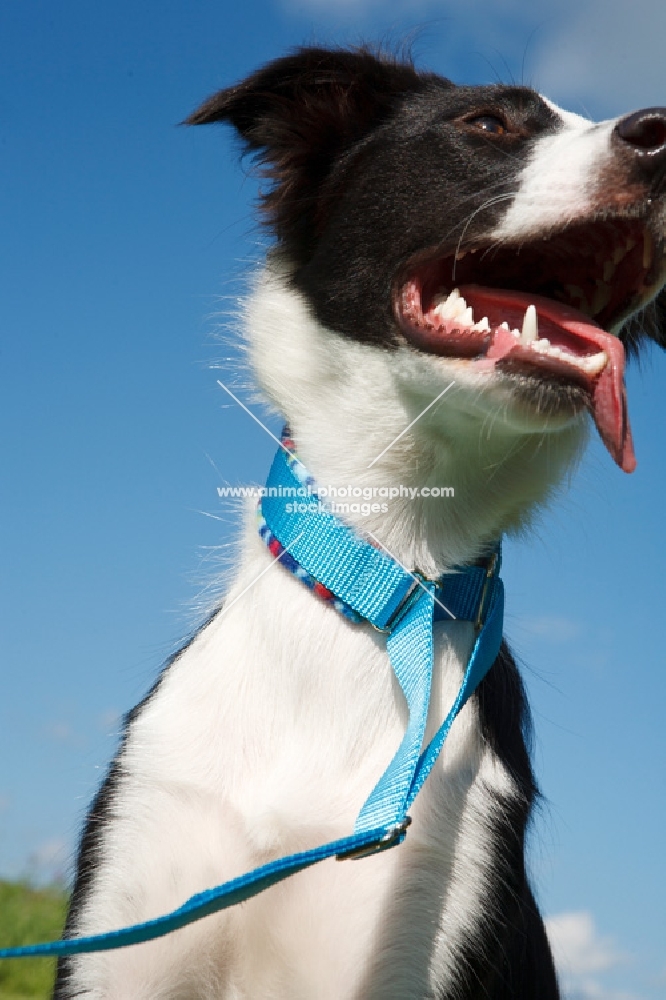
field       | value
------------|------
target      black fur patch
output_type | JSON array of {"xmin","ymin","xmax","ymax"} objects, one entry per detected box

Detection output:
[
  {"xmin": 463, "ymin": 641, "xmax": 559, "ymax": 998},
  {"xmin": 189, "ymin": 47, "xmax": 666, "ymax": 352},
  {"xmin": 188, "ymin": 48, "xmax": 559, "ymax": 346}
]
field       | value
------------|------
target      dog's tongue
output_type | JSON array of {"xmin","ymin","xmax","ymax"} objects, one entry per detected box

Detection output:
[
  {"xmin": 592, "ymin": 348, "xmax": 635, "ymax": 473},
  {"xmin": 464, "ymin": 286, "xmax": 636, "ymax": 473}
]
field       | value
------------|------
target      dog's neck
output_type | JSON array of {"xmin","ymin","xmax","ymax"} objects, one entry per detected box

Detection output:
[{"xmin": 248, "ymin": 261, "xmax": 587, "ymax": 575}]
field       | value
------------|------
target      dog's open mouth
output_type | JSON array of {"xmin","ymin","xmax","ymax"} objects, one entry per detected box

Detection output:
[{"xmin": 396, "ymin": 219, "xmax": 664, "ymax": 473}]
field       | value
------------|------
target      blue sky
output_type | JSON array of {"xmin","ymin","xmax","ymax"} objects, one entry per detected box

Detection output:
[{"xmin": 1, "ymin": 1, "xmax": 665, "ymax": 997}]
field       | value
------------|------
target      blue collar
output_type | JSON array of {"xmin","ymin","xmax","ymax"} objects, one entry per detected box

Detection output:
[
  {"xmin": 259, "ymin": 434, "xmax": 500, "ymax": 629},
  {"xmin": 0, "ymin": 437, "xmax": 505, "ymax": 959}
]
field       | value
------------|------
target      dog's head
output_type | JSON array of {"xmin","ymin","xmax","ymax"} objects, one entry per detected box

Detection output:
[{"xmin": 189, "ymin": 48, "xmax": 666, "ymax": 487}]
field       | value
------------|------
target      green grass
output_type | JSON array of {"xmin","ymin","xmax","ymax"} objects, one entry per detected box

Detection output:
[{"xmin": 0, "ymin": 881, "xmax": 68, "ymax": 1000}]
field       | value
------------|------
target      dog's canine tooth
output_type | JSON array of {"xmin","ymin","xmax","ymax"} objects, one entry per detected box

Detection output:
[{"xmin": 520, "ymin": 304, "xmax": 538, "ymax": 344}]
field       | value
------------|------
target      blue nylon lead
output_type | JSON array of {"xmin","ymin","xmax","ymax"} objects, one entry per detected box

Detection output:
[
  {"xmin": 0, "ymin": 441, "xmax": 503, "ymax": 961},
  {"xmin": 0, "ymin": 827, "xmax": 401, "ymax": 959}
]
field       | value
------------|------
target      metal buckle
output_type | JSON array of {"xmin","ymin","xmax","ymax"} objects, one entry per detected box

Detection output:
[
  {"xmin": 370, "ymin": 580, "xmax": 420, "ymax": 634},
  {"xmin": 335, "ymin": 817, "xmax": 412, "ymax": 861},
  {"xmin": 371, "ymin": 574, "xmax": 430, "ymax": 635},
  {"xmin": 474, "ymin": 551, "xmax": 498, "ymax": 631}
]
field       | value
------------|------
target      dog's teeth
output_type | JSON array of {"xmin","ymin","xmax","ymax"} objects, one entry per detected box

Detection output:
[
  {"xmin": 461, "ymin": 306, "xmax": 474, "ymax": 326},
  {"xmin": 452, "ymin": 296, "xmax": 468, "ymax": 319},
  {"xmin": 537, "ymin": 337, "xmax": 608, "ymax": 375},
  {"xmin": 434, "ymin": 288, "xmax": 469, "ymax": 321},
  {"xmin": 433, "ymin": 288, "xmax": 460, "ymax": 306},
  {"xmin": 576, "ymin": 351, "xmax": 608, "ymax": 375},
  {"xmin": 512, "ymin": 328, "xmax": 520, "ymax": 339},
  {"xmin": 472, "ymin": 316, "xmax": 490, "ymax": 332},
  {"xmin": 520, "ymin": 304, "xmax": 538, "ymax": 345}
]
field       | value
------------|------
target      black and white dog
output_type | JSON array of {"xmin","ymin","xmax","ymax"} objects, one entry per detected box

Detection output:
[{"xmin": 55, "ymin": 48, "xmax": 666, "ymax": 999}]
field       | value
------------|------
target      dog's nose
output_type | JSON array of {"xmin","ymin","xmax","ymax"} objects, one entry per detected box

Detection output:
[{"xmin": 614, "ymin": 107, "xmax": 666, "ymax": 185}]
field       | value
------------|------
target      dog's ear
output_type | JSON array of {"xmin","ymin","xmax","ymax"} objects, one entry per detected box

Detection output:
[{"xmin": 186, "ymin": 47, "xmax": 432, "ymax": 254}]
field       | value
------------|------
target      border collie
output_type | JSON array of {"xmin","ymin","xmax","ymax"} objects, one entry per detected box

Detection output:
[{"xmin": 54, "ymin": 48, "xmax": 666, "ymax": 1000}]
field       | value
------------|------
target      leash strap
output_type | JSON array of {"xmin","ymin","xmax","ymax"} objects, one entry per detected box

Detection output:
[
  {"xmin": 0, "ymin": 443, "xmax": 503, "ymax": 960},
  {"xmin": 0, "ymin": 827, "xmax": 396, "ymax": 959}
]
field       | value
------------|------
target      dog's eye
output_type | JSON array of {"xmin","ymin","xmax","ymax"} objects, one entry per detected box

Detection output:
[{"xmin": 467, "ymin": 115, "xmax": 507, "ymax": 135}]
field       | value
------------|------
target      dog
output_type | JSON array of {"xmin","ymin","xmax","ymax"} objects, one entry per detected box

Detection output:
[{"xmin": 54, "ymin": 48, "xmax": 666, "ymax": 999}]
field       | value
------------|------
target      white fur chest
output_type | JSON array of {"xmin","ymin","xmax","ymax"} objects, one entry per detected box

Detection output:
[{"xmin": 69, "ymin": 522, "xmax": 515, "ymax": 1000}]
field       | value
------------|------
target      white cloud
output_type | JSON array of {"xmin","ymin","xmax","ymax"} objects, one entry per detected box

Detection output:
[
  {"xmin": 547, "ymin": 911, "xmax": 623, "ymax": 975},
  {"xmin": 651, "ymin": 967, "xmax": 666, "ymax": 989},
  {"xmin": 44, "ymin": 721, "xmax": 78, "ymax": 745},
  {"xmin": 282, "ymin": 0, "xmax": 428, "ymax": 14},
  {"xmin": 98, "ymin": 708, "xmax": 122, "ymax": 733},
  {"xmin": 276, "ymin": 0, "xmax": 665, "ymax": 119},
  {"xmin": 531, "ymin": 0, "xmax": 666, "ymax": 117},
  {"xmin": 520, "ymin": 614, "xmax": 581, "ymax": 642},
  {"xmin": 27, "ymin": 837, "xmax": 69, "ymax": 883},
  {"xmin": 545, "ymin": 911, "xmax": 636, "ymax": 1000},
  {"xmin": 279, "ymin": 0, "xmax": 536, "ymax": 25}
]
